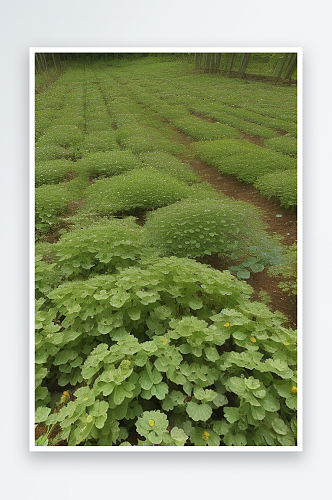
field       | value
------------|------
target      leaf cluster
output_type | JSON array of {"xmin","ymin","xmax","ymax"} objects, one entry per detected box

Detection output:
[
  {"xmin": 254, "ymin": 169, "xmax": 297, "ymax": 209},
  {"xmin": 53, "ymin": 218, "xmax": 149, "ymax": 278},
  {"xmin": 193, "ymin": 139, "xmax": 296, "ymax": 184},
  {"xmin": 36, "ymin": 257, "xmax": 296, "ymax": 447},
  {"xmin": 115, "ymin": 124, "xmax": 186, "ymax": 155},
  {"xmin": 139, "ymin": 151, "xmax": 199, "ymax": 184},
  {"xmin": 85, "ymin": 167, "xmax": 191, "ymax": 215},
  {"xmin": 82, "ymin": 131, "xmax": 120, "ymax": 153},
  {"xmin": 35, "ymin": 159, "xmax": 74, "ymax": 187},
  {"xmin": 76, "ymin": 151, "xmax": 141, "ymax": 179},
  {"xmin": 264, "ymin": 136, "xmax": 297, "ymax": 157},
  {"xmin": 144, "ymin": 198, "xmax": 267, "ymax": 261}
]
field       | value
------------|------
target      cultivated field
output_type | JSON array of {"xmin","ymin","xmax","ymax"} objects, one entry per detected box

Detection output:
[{"xmin": 34, "ymin": 55, "xmax": 298, "ymax": 447}]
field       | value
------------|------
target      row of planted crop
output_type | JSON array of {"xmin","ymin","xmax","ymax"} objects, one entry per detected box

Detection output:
[
  {"xmin": 35, "ymin": 61, "xmax": 297, "ymax": 447},
  {"xmin": 90, "ymin": 60, "xmax": 297, "ymax": 209}
]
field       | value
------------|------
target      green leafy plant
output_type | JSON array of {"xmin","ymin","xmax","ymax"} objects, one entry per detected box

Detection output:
[
  {"xmin": 264, "ymin": 136, "xmax": 297, "ymax": 157},
  {"xmin": 36, "ymin": 257, "xmax": 297, "ymax": 447},
  {"xmin": 169, "ymin": 114, "xmax": 241, "ymax": 141},
  {"xmin": 82, "ymin": 131, "xmax": 120, "ymax": 153},
  {"xmin": 35, "ymin": 176, "xmax": 88, "ymax": 235},
  {"xmin": 76, "ymin": 151, "xmax": 141, "ymax": 179},
  {"xmin": 35, "ymin": 159, "xmax": 74, "ymax": 187},
  {"xmin": 254, "ymin": 169, "xmax": 297, "ymax": 209},
  {"xmin": 35, "ymin": 144, "xmax": 73, "ymax": 163},
  {"xmin": 85, "ymin": 167, "xmax": 191, "ymax": 216},
  {"xmin": 144, "ymin": 198, "xmax": 267, "ymax": 261},
  {"xmin": 53, "ymin": 218, "xmax": 151, "ymax": 278},
  {"xmin": 139, "ymin": 151, "xmax": 199, "ymax": 184},
  {"xmin": 37, "ymin": 125, "xmax": 84, "ymax": 149},
  {"xmin": 193, "ymin": 139, "xmax": 296, "ymax": 184},
  {"xmin": 115, "ymin": 124, "xmax": 186, "ymax": 155}
]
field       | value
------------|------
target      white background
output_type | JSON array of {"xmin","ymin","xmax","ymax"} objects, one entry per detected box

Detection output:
[{"xmin": 1, "ymin": 1, "xmax": 330, "ymax": 498}]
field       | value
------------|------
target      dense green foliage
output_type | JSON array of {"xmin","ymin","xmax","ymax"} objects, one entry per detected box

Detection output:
[
  {"xmin": 193, "ymin": 139, "xmax": 296, "ymax": 183},
  {"xmin": 35, "ymin": 176, "xmax": 88, "ymax": 235},
  {"xmin": 37, "ymin": 125, "xmax": 84, "ymax": 149},
  {"xmin": 34, "ymin": 57, "xmax": 298, "ymax": 447},
  {"xmin": 35, "ymin": 159, "xmax": 74, "ymax": 187},
  {"xmin": 53, "ymin": 218, "xmax": 149, "ymax": 278},
  {"xmin": 144, "ymin": 198, "xmax": 266, "ymax": 260},
  {"xmin": 82, "ymin": 131, "xmax": 120, "ymax": 153},
  {"xmin": 264, "ymin": 136, "xmax": 297, "ymax": 157},
  {"xmin": 76, "ymin": 151, "xmax": 140, "ymax": 179},
  {"xmin": 139, "ymin": 151, "xmax": 199, "ymax": 184},
  {"xmin": 115, "ymin": 124, "xmax": 186, "ymax": 155},
  {"xmin": 36, "ymin": 257, "xmax": 297, "ymax": 447},
  {"xmin": 254, "ymin": 170, "xmax": 297, "ymax": 208},
  {"xmin": 85, "ymin": 167, "xmax": 192, "ymax": 215}
]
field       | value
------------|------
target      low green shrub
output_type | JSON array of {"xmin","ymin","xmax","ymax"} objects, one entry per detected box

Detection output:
[
  {"xmin": 171, "ymin": 115, "xmax": 241, "ymax": 141},
  {"xmin": 35, "ymin": 257, "xmax": 297, "ymax": 446},
  {"xmin": 35, "ymin": 184, "xmax": 74, "ymax": 234},
  {"xmin": 76, "ymin": 151, "xmax": 141, "ymax": 179},
  {"xmin": 35, "ymin": 255, "xmax": 67, "ymax": 304},
  {"xmin": 85, "ymin": 167, "xmax": 191, "ymax": 216},
  {"xmin": 189, "ymin": 106, "xmax": 280, "ymax": 139},
  {"xmin": 115, "ymin": 125, "xmax": 186, "ymax": 155},
  {"xmin": 35, "ymin": 144, "xmax": 73, "ymax": 163},
  {"xmin": 264, "ymin": 136, "xmax": 297, "ymax": 157},
  {"xmin": 35, "ymin": 176, "xmax": 88, "ymax": 235},
  {"xmin": 144, "ymin": 198, "xmax": 266, "ymax": 260},
  {"xmin": 82, "ymin": 132, "xmax": 120, "ymax": 153},
  {"xmin": 86, "ymin": 120, "xmax": 113, "ymax": 132},
  {"xmin": 35, "ymin": 159, "xmax": 74, "ymax": 187},
  {"xmin": 139, "ymin": 152, "xmax": 199, "ymax": 184},
  {"xmin": 254, "ymin": 169, "xmax": 297, "ymax": 208},
  {"xmin": 193, "ymin": 139, "xmax": 295, "ymax": 183},
  {"xmin": 53, "ymin": 218, "xmax": 148, "ymax": 278},
  {"xmin": 37, "ymin": 125, "xmax": 84, "ymax": 149}
]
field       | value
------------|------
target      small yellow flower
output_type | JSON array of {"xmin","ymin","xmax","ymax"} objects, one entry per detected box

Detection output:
[
  {"xmin": 60, "ymin": 391, "xmax": 70, "ymax": 404},
  {"xmin": 202, "ymin": 431, "xmax": 210, "ymax": 440},
  {"xmin": 224, "ymin": 322, "xmax": 230, "ymax": 327},
  {"xmin": 250, "ymin": 337, "xmax": 257, "ymax": 343},
  {"xmin": 161, "ymin": 339, "xmax": 167, "ymax": 345},
  {"xmin": 284, "ymin": 342, "xmax": 290, "ymax": 346},
  {"xmin": 291, "ymin": 386, "xmax": 297, "ymax": 394},
  {"xmin": 83, "ymin": 397, "xmax": 89, "ymax": 401},
  {"xmin": 148, "ymin": 419, "xmax": 155, "ymax": 427}
]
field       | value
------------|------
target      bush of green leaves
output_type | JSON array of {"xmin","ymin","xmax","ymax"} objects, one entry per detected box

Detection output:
[
  {"xmin": 115, "ymin": 125, "xmax": 186, "ymax": 155},
  {"xmin": 76, "ymin": 151, "xmax": 141, "ymax": 179},
  {"xmin": 264, "ymin": 136, "xmax": 297, "ymax": 157},
  {"xmin": 35, "ymin": 144, "xmax": 73, "ymax": 163},
  {"xmin": 35, "ymin": 257, "xmax": 297, "ymax": 446},
  {"xmin": 35, "ymin": 184, "xmax": 74, "ymax": 234},
  {"xmin": 35, "ymin": 176, "xmax": 88, "ymax": 235},
  {"xmin": 188, "ymin": 105, "xmax": 280, "ymax": 139},
  {"xmin": 82, "ymin": 132, "xmax": 120, "ymax": 153},
  {"xmin": 170, "ymin": 115, "xmax": 241, "ymax": 141},
  {"xmin": 53, "ymin": 218, "xmax": 148, "ymax": 278},
  {"xmin": 193, "ymin": 139, "xmax": 295, "ymax": 183},
  {"xmin": 144, "ymin": 198, "xmax": 266, "ymax": 261},
  {"xmin": 139, "ymin": 152, "xmax": 199, "ymax": 184},
  {"xmin": 35, "ymin": 159, "xmax": 74, "ymax": 187},
  {"xmin": 37, "ymin": 125, "xmax": 84, "ymax": 149},
  {"xmin": 85, "ymin": 167, "xmax": 191, "ymax": 216},
  {"xmin": 254, "ymin": 169, "xmax": 297, "ymax": 209}
]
